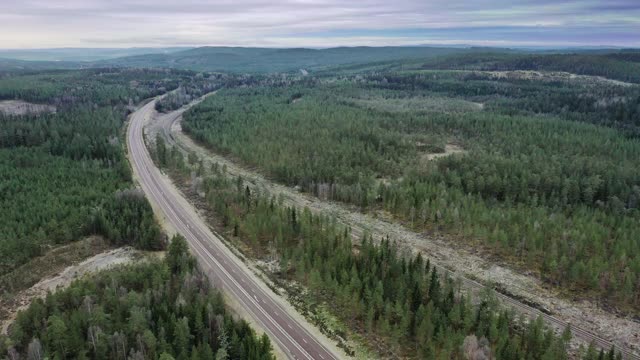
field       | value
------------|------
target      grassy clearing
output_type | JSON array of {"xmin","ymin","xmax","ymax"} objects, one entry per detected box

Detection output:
[{"xmin": 346, "ymin": 95, "xmax": 483, "ymax": 113}]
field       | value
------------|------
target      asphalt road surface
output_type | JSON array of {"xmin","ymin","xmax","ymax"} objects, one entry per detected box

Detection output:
[{"xmin": 127, "ymin": 99, "xmax": 341, "ymax": 360}]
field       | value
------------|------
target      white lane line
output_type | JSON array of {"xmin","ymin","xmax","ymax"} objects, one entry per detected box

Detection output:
[
  {"xmin": 173, "ymin": 213, "xmax": 316, "ymax": 360},
  {"xmin": 192, "ymin": 238, "xmax": 315, "ymax": 360},
  {"xmin": 150, "ymin": 184, "xmax": 309, "ymax": 360}
]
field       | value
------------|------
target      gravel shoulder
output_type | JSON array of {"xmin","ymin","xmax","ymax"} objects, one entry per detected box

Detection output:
[{"xmin": 148, "ymin": 97, "xmax": 640, "ymax": 357}]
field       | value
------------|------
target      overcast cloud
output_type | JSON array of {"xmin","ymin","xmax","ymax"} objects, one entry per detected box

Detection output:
[{"xmin": 1, "ymin": 0, "xmax": 639, "ymax": 48}]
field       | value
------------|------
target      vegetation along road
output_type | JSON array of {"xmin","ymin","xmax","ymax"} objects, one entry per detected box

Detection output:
[{"xmin": 127, "ymin": 98, "xmax": 341, "ymax": 360}]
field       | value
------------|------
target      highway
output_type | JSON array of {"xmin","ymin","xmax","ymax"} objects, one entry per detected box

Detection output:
[{"xmin": 127, "ymin": 99, "xmax": 341, "ymax": 360}]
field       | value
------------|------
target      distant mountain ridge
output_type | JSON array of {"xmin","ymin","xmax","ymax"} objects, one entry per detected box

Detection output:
[
  {"xmin": 0, "ymin": 47, "xmax": 192, "ymax": 62},
  {"xmin": 96, "ymin": 46, "xmax": 472, "ymax": 72},
  {"xmin": 1, "ymin": 46, "xmax": 639, "ymax": 75}
]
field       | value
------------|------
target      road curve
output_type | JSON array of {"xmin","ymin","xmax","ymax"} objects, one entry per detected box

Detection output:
[{"xmin": 127, "ymin": 98, "xmax": 341, "ymax": 360}]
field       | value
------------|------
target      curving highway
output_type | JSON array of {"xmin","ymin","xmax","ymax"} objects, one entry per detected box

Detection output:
[{"xmin": 127, "ymin": 98, "xmax": 341, "ymax": 360}]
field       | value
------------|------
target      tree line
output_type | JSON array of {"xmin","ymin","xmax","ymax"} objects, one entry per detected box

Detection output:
[{"xmin": 420, "ymin": 52, "xmax": 640, "ymax": 84}]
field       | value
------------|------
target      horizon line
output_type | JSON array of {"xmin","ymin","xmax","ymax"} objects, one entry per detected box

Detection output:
[{"xmin": 1, "ymin": 44, "xmax": 639, "ymax": 51}]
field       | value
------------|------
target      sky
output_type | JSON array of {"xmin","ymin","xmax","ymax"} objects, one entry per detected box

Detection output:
[{"xmin": 1, "ymin": 0, "xmax": 639, "ymax": 49}]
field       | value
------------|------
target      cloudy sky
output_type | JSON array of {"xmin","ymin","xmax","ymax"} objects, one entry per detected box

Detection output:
[{"xmin": 1, "ymin": 0, "xmax": 639, "ymax": 48}]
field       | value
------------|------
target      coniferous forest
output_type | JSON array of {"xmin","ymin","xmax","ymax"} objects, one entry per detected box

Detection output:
[
  {"xmin": 0, "ymin": 69, "xmax": 179, "ymax": 277},
  {"xmin": 156, "ymin": 141, "xmax": 621, "ymax": 359},
  {"xmin": 183, "ymin": 69, "xmax": 640, "ymax": 313},
  {"xmin": 2, "ymin": 50, "xmax": 640, "ymax": 359},
  {"xmin": 0, "ymin": 68, "xmax": 277, "ymax": 360}
]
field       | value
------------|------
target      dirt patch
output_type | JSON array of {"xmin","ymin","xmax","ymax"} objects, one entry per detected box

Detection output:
[
  {"xmin": 1, "ymin": 246, "xmax": 142, "ymax": 335},
  {"xmin": 422, "ymin": 143, "xmax": 466, "ymax": 161},
  {"xmin": 0, "ymin": 100, "xmax": 56, "ymax": 116},
  {"xmin": 0, "ymin": 236, "xmax": 111, "ymax": 298}
]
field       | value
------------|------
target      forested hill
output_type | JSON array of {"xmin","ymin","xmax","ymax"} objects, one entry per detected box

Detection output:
[
  {"xmin": 2, "ymin": 47, "xmax": 469, "ymax": 73},
  {"xmin": 0, "ymin": 47, "xmax": 192, "ymax": 62},
  {"xmin": 96, "ymin": 46, "xmax": 471, "ymax": 73},
  {"xmin": 3, "ymin": 47, "xmax": 640, "ymax": 77},
  {"xmin": 420, "ymin": 51, "xmax": 640, "ymax": 83},
  {"xmin": 0, "ymin": 58, "xmax": 81, "ymax": 72}
]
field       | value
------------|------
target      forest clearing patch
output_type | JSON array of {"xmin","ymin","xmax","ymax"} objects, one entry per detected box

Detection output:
[
  {"xmin": 348, "ymin": 95, "xmax": 483, "ymax": 113},
  {"xmin": 1, "ymin": 244, "xmax": 144, "ymax": 335},
  {"xmin": 422, "ymin": 143, "xmax": 466, "ymax": 161},
  {"xmin": 474, "ymin": 70, "xmax": 635, "ymax": 87},
  {"xmin": 0, "ymin": 100, "xmax": 56, "ymax": 116}
]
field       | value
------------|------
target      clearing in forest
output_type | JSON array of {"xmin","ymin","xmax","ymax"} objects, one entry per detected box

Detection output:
[
  {"xmin": 0, "ymin": 100, "xmax": 56, "ymax": 116},
  {"xmin": 422, "ymin": 143, "xmax": 466, "ymax": 161},
  {"xmin": 347, "ymin": 95, "xmax": 483, "ymax": 113},
  {"xmin": 1, "ymin": 243, "xmax": 141, "ymax": 335}
]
